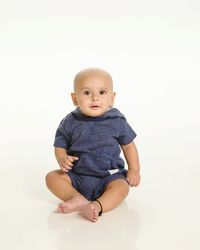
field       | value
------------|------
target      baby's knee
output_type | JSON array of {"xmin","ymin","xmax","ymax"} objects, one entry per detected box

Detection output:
[
  {"xmin": 45, "ymin": 170, "xmax": 60, "ymax": 187},
  {"xmin": 45, "ymin": 171, "xmax": 53, "ymax": 188},
  {"xmin": 107, "ymin": 179, "xmax": 129, "ymax": 197},
  {"xmin": 45, "ymin": 169, "xmax": 69, "ymax": 187},
  {"xmin": 119, "ymin": 181, "xmax": 129, "ymax": 197}
]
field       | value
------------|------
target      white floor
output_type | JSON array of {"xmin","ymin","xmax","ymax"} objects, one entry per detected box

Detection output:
[{"xmin": 0, "ymin": 157, "xmax": 199, "ymax": 250}]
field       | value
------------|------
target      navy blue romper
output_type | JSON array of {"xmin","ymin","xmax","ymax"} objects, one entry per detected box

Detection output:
[{"xmin": 54, "ymin": 108, "xmax": 136, "ymax": 200}]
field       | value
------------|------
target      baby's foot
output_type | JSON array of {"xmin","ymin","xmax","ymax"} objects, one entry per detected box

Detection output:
[
  {"xmin": 80, "ymin": 202, "xmax": 101, "ymax": 222},
  {"xmin": 57, "ymin": 196, "xmax": 89, "ymax": 214}
]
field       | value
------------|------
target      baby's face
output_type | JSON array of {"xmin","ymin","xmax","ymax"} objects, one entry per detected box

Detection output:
[{"xmin": 71, "ymin": 74, "xmax": 115, "ymax": 117}]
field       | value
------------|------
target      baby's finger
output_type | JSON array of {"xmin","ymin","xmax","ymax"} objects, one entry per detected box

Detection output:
[
  {"xmin": 64, "ymin": 164, "xmax": 72, "ymax": 170},
  {"xmin": 66, "ymin": 156, "xmax": 75, "ymax": 164},
  {"xmin": 130, "ymin": 182, "xmax": 134, "ymax": 187},
  {"xmin": 72, "ymin": 156, "xmax": 79, "ymax": 161},
  {"xmin": 133, "ymin": 179, "xmax": 140, "ymax": 187},
  {"xmin": 64, "ymin": 159, "xmax": 73, "ymax": 166},
  {"xmin": 67, "ymin": 155, "xmax": 79, "ymax": 162},
  {"xmin": 127, "ymin": 178, "xmax": 133, "ymax": 187},
  {"xmin": 60, "ymin": 162, "xmax": 72, "ymax": 170},
  {"xmin": 60, "ymin": 166, "xmax": 68, "ymax": 172}
]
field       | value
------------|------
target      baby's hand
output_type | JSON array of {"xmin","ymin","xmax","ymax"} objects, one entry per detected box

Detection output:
[
  {"xmin": 127, "ymin": 170, "xmax": 140, "ymax": 187},
  {"xmin": 58, "ymin": 155, "xmax": 79, "ymax": 172}
]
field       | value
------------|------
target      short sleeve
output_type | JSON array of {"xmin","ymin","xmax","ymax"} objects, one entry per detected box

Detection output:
[
  {"xmin": 53, "ymin": 118, "xmax": 71, "ymax": 149},
  {"xmin": 118, "ymin": 118, "xmax": 137, "ymax": 145}
]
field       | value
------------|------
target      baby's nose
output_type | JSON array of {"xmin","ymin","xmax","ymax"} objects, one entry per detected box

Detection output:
[{"xmin": 92, "ymin": 94, "xmax": 99, "ymax": 101}]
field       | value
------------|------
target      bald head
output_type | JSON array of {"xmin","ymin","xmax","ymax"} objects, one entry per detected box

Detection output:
[{"xmin": 73, "ymin": 68, "xmax": 113, "ymax": 92}]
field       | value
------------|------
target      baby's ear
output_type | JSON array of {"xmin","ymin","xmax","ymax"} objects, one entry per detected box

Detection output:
[
  {"xmin": 71, "ymin": 93, "xmax": 78, "ymax": 106},
  {"xmin": 111, "ymin": 92, "xmax": 116, "ymax": 105}
]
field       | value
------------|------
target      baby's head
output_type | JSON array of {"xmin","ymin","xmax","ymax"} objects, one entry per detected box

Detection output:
[{"xmin": 71, "ymin": 68, "xmax": 116, "ymax": 117}]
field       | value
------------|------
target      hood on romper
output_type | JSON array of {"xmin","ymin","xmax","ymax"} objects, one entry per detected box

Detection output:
[{"xmin": 71, "ymin": 107, "xmax": 125, "ymax": 120}]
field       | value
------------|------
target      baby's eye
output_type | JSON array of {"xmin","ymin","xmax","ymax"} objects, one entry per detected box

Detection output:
[
  {"xmin": 99, "ymin": 90, "xmax": 107, "ymax": 95},
  {"xmin": 83, "ymin": 90, "xmax": 91, "ymax": 95}
]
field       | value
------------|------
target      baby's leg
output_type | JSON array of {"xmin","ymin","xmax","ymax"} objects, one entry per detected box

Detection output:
[
  {"xmin": 46, "ymin": 170, "xmax": 89, "ymax": 213},
  {"xmin": 81, "ymin": 179, "xmax": 129, "ymax": 222}
]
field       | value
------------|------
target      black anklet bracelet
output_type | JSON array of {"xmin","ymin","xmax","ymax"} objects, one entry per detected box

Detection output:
[{"xmin": 95, "ymin": 199, "xmax": 103, "ymax": 216}]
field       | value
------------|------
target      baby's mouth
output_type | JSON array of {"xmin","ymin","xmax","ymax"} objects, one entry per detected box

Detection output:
[{"xmin": 90, "ymin": 105, "xmax": 100, "ymax": 109}]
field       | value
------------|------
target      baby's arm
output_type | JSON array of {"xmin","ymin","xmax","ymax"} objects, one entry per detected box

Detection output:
[
  {"xmin": 121, "ymin": 142, "xmax": 140, "ymax": 187},
  {"xmin": 54, "ymin": 147, "xmax": 79, "ymax": 172}
]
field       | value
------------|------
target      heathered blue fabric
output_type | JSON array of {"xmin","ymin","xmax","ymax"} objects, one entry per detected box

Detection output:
[
  {"xmin": 54, "ymin": 108, "xmax": 136, "ymax": 177},
  {"xmin": 67, "ymin": 170, "xmax": 128, "ymax": 200}
]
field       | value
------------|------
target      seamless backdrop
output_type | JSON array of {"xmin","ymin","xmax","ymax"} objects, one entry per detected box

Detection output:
[{"xmin": 0, "ymin": 1, "xmax": 200, "ymax": 249}]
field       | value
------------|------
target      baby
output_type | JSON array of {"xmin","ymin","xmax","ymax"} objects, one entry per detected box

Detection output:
[{"xmin": 46, "ymin": 68, "xmax": 140, "ymax": 222}]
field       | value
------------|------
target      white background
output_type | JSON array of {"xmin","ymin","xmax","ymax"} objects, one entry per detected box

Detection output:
[
  {"xmin": 0, "ymin": 0, "xmax": 199, "ymax": 171},
  {"xmin": 0, "ymin": 1, "xmax": 200, "ymax": 250}
]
